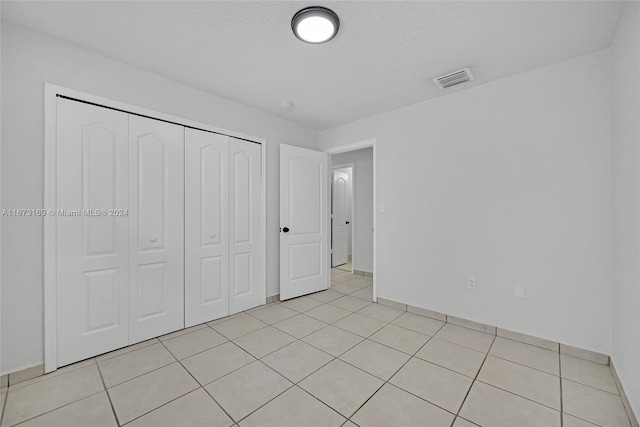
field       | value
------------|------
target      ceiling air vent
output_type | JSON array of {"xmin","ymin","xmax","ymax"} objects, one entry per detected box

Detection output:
[{"xmin": 432, "ymin": 68, "xmax": 474, "ymax": 89}]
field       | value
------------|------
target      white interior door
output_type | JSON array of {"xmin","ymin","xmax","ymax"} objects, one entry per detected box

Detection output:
[
  {"xmin": 56, "ymin": 98, "xmax": 129, "ymax": 367},
  {"xmin": 331, "ymin": 170, "xmax": 349, "ymax": 267},
  {"xmin": 184, "ymin": 129, "xmax": 229, "ymax": 327},
  {"xmin": 128, "ymin": 115, "xmax": 185, "ymax": 343},
  {"xmin": 280, "ymin": 144, "xmax": 329, "ymax": 300},
  {"xmin": 228, "ymin": 137, "xmax": 263, "ymax": 314}
]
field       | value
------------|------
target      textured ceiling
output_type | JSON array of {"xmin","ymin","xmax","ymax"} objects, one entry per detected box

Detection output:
[{"xmin": 2, "ymin": 1, "xmax": 624, "ymax": 129}]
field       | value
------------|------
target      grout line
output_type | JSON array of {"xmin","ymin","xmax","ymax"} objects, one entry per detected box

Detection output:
[
  {"xmin": 98, "ymin": 351, "xmax": 178, "ymax": 389},
  {"xmin": 96, "ymin": 361, "xmax": 121, "ymax": 426},
  {"xmin": 559, "ymin": 347, "xmax": 564, "ymax": 427},
  {"xmin": 0, "ymin": 386, "xmax": 7, "ymax": 427},
  {"xmin": 472, "ymin": 378, "xmax": 563, "ymax": 413},
  {"xmin": 343, "ymin": 322, "xmax": 453, "ymax": 424},
  {"xmin": 150, "ymin": 340, "xmax": 237, "ymax": 425},
  {"xmin": 96, "ymin": 338, "xmax": 160, "ymax": 363},
  {"xmin": 454, "ymin": 333, "xmax": 497, "ymax": 422},
  {"xmin": 10, "ymin": 390, "xmax": 107, "ymax": 427}
]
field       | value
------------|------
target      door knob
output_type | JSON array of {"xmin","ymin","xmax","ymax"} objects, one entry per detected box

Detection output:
[
  {"xmin": 150, "ymin": 237, "xmax": 157, "ymax": 242},
  {"xmin": 209, "ymin": 233, "xmax": 216, "ymax": 239},
  {"xmin": 346, "ymin": 221, "xmax": 350, "ymax": 224},
  {"xmin": 282, "ymin": 227, "xmax": 290, "ymax": 233}
]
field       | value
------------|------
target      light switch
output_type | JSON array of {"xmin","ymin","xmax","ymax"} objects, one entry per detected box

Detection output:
[
  {"xmin": 379, "ymin": 204, "xmax": 385, "ymax": 213},
  {"xmin": 514, "ymin": 285, "xmax": 526, "ymax": 299}
]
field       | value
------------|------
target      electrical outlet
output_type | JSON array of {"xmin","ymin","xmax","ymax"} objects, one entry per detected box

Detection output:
[
  {"xmin": 514, "ymin": 285, "xmax": 526, "ymax": 299},
  {"xmin": 468, "ymin": 277, "xmax": 477, "ymax": 290}
]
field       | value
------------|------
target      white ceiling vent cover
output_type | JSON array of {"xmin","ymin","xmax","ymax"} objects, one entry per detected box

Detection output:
[{"xmin": 433, "ymin": 68, "xmax": 474, "ymax": 89}]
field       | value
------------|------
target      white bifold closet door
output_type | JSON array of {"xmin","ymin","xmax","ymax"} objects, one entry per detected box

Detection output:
[
  {"xmin": 185, "ymin": 130, "xmax": 262, "ymax": 324},
  {"xmin": 128, "ymin": 116, "xmax": 185, "ymax": 344},
  {"xmin": 228, "ymin": 137, "xmax": 262, "ymax": 314},
  {"xmin": 184, "ymin": 129, "xmax": 229, "ymax": 326},
  {"xmin": 56, "ymin": 98, "xmax": 130, "ymax": 366}
]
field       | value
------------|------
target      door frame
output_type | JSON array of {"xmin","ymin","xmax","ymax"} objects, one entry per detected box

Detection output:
[
  {"xmin": 44, "ymin": 83, "xmax": 267, "ymax": 373},
  {"xmin": 324, "ymin": 139, "xmax": 378, "ymax": 302},
  {"xmin": 330, "ymin": 163, "xmax": 354, "ymax": 272}
]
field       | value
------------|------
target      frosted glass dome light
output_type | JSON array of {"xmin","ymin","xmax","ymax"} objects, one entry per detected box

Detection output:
[{"xmin": 292, "ymin": 7, "xmax": 340, "ymax": 44}]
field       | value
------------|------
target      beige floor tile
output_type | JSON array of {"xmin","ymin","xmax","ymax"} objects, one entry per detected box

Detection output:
[
  {"xmin": 248, "ymin": 304, "xmax": 298, "ymax": 324},
  {"xmin": 127, "ymin": 389, "xmax": 232, "ymax": 427},
  {"xmin": 357, "ymin": 303, "xmax": 403, "ymax": 322},
  {"xmin": 340, "ymin": 340, "xmax": 410, "ymax": 380},
  {"xmin": 331, "ymin": 272, "xmax": 352, "ymax": 282},
  {"xmin": 562, "ymin": 379, "xmax": 630, "ymax": 427},
  {"xmin": 233, "ymin": 326, "xmax": 296, "ymax": 358},
  {"xmin": 434, "ymin": 324, "xmax": 494, "ymax": 353},
  {"xmin": 561, "ymin": 354, "xmax": 619, "ymax": 395},
  {"xmin": 369, "ymin": 324, "xmax": 430, "ymax": 355},
  {"xmin": 478, "ymin": 356, "xmax": 560, "ymax": 410},
  {"xmin": 96, "ymin": 338, "xmax": 159, "ymax": 362},
  {"xmin": 16, "ymin": 392, "xmax": 116, "ymax": 427},
  {"xmin": 211, "ymin": 314, "xmax": 268, "ymax": 340},
  {"xmin": 303, "ymin": 326, "xmax": 364, "ymax": 357},
  {"xmin": 333, "ymin": 313, "xmax": 387, "ymax": 337},
  {"xmin": 272, "ymin": 314, "xmax": 327, "ymax": 339},
  {"xmin": 108, "ymin": 363, "xmax": 199, "ymax": 425},
  {"xmin": 158, "ymin": 324, "xmax": 207, "ymax": 342},
  {"xmin": 392, "ymin": 312, "xmax": 445, "ymax": 336},
  {"xmin": 497, "ymin": 328, "xmax": 559, "ymax": 352},
  {"xmin": 415, "ymin": 338, "xmax": 486, "ymax": 378},
  {"xmin": 299, "ymin": 360, "xmax": 383, "ymax": 417},
  {"xmin": 206, "ymin": 361, "xmax": 292, "ymax": 421},
  {"xmin": 8, "ymin": 359, "xmax": 96, "ymax": 392},
  {"xmin": 460, "ymin": 381, "xmax": 560, "ymax": 427},
  {"xmin": 306, "ymin": 304, "xmax": 352, "ymax": 323},
  {"xmin": 206, "ymin": 312, "xmax": 244, "ymax": 326},
  {"xmin": 350, "ymin": 287, "xmax": 373, "ymax": 301},
  {"xmin": 452, "ymin": 417, "xmax": 479, "ymax": 427},
  {"xmin": 331, "ymin": 283, "xmax": 361, "ymax": 295},
  {"xmin": 563, "ymin": 413, "xmax": 599, "ymax": 427},
  {"xmin": 262, "ymin": 341, "xmax": 333, "ymax": 383},
  {"xmin": 390, "ymin": 358, "xmax": 472, "ymax": 413},
  {"xmin": 308, "ymin": 290, "xmax": 345, "ymax": 303},
  {"xmin": 8, "ymin": 366, "xmax": 44, "ymax": 386},
  {"xmin": 352, "ymin": 383, "xmax": 454, "ymax": 427},
  {"xmin": 2, "ymin": 365, "xmax": 104, "ymax": 427},
  {"xmin": 182, "ymin": 342, "xmax": 255, "ymax": 385},
  {"xmin": 346, "ymin": 278, "xmax": 372, "ymax": 288},
  {"xmin": 329, "ymin": 295, "xmax": 372, "ymax": 312},
  {"xmin": 490, "ymin": 337, "xmax": 559, "ymax": 375},
  {"xmin": 162, "ymin": 327, "xmax": 227, "ymax": 360},
  {"xmin": 239, "ymin": 386, "xmax": 345, "ymax": 427},
  {"xmin": 279, "ymin": 296, "xmax": 324, "ymax": 313},
  {"xmin": 98, "ymin": 343, "xmax": 176, "ymax": 388}
]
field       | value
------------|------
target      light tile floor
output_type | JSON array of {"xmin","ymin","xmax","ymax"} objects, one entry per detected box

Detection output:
[{"xmin": 0, "ymin": 268, "xmax": 633, "ymax": 427}]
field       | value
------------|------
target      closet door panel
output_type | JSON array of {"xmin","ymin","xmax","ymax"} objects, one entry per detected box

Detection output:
[
  {"xmin": 228, "ymin": 138, "xmax": 263, "ymax": 314},
  {"xmin": 56, "ymin": 98, "xmax": 129, "ymax": 367},
  {"xmin": 184, "ymin": 129, "xmax": 229, "ymax": 326},
  {"xmin": 129, "ymin": 115, "xmax": 184, "ymax": 343}
]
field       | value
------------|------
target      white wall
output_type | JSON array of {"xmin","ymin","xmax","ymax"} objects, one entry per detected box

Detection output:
[
  {"xmin": 321, "ymin": 49, "xmax": 613, "ymax": 354},
  {"xmin": 0, "ymin": 22, "xmax": 318, "ymax": 374},
  {"xmin": 611, "ymin": 1, "xmax": 640, "ymax": 419},
  {"xmin": 331, "ymin": 148, "xmax": 374, "ymax": 273}
]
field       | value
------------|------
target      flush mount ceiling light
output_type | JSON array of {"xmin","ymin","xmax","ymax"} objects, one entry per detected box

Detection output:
[{"xmin": 291, "ymin": 6, "xmax": 340, "ymax": 44}]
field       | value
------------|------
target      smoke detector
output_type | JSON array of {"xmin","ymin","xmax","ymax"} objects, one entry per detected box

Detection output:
[
  {"xmin": 279, "ymin": 101, "xmax": 293, "ymax": 110},
  {"xmin": 433, "ymin": 68, "xmax": 474, "ymax": 89}
]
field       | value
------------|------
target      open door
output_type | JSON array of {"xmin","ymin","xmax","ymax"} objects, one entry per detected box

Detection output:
[
  {"xmin": 331, "ymin": 170, "xmax": 349, "ymax": 267},
  {"xmin": 280, "ymin": 144, "xmax": 329, "ymax": 300}
]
